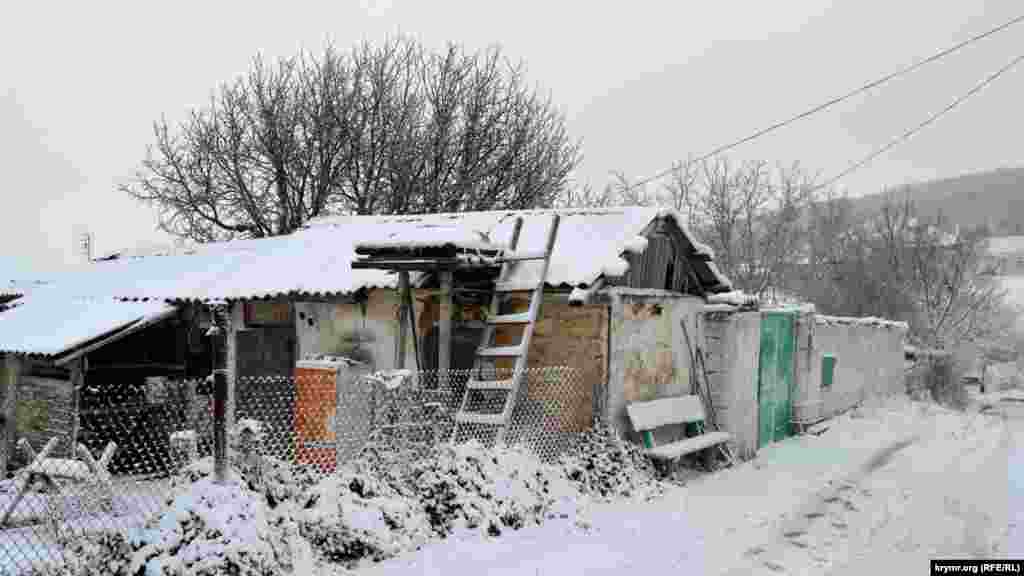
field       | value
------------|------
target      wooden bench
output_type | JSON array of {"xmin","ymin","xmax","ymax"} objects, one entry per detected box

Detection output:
[{"xmin": 626, "ymin": 395, "xmax": 732, "ymax": 472}]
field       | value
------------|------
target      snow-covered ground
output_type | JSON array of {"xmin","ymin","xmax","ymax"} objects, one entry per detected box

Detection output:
[
  {"xmin": 998, "ymin": 275, "xmax": 1024, "ymax": 334},
  {"xmin": 1, "ymin": 393, "xmax": 1015, "ymax": 575},
  {"xmin": 363, "ymin": 395, "xmax": 1011, "ymax": 576}
]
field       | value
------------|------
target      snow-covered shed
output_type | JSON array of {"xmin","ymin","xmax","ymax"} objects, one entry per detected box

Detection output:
[{"xmin": 0, "ymin": 207, "xmax": 733, "ymax": 469}]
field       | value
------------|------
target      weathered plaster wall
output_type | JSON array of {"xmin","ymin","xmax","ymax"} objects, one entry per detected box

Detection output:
[
  {"xmin": 607, "ymin": 290, "xmax": 702, "ymax": 444},
  {"xmin": 701, "ymin": 310, "xmax": 760, "ymax": 460},
  {"xmin": 297, "ymin": 291, "xmax": 608, "ymax": 434},
  {"xmin": 296, "ymin": 291, "xmax": 415, "ymax": 371},
  {"xmin": 812, "ymin": 317, "xmax": 907, "ymax": 418}
]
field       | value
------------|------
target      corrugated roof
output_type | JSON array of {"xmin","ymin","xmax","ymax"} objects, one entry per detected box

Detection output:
[
  {"xmin": 0, "ymin": 288, "xmax": 177, "ymax": 358},
  {"xmin": 11, "ymin": 207, "xmax": 731, "ymax": 304}
]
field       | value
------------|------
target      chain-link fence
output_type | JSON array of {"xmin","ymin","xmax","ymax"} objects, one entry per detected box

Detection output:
[
  {"xmin": 0, "ymin": 377, "xmax": 214, "ymax": 575},
  {"xmin": 0, "ymin": 365, "xmax": 589, "ymax": 574}
]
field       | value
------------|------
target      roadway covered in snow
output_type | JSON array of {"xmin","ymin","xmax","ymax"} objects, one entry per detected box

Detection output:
[{"xmin": 363, "ymin": 394, "xmax": 1013, "ymax": 576}]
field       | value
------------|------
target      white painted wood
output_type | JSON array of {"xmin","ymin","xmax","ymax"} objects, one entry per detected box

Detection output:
[
  {"xmin": 626, "ymin": 395, "xmax": 706, "ymax": 431},
  {"xmin": 1, "ymin": 436, "xmax": 59, "ymax": 526},
  {"xmin": 646, "ymin": 431, "xmax": 733, "ymax": 460}
]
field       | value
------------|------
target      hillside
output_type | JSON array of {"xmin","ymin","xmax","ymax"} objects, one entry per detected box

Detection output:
[{"xmin": 847, "ymin": 167, "xmax": 1024, "ymax": 234}]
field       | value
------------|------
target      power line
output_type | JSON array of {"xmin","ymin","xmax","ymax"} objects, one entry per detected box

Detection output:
[
  {"xmin": 620, "ymin": 12, "xmax": 1024, "ymax": 193},
  {"xmin": 812, "ymin": 52, "xmax": 1024, "ymax": 192}
]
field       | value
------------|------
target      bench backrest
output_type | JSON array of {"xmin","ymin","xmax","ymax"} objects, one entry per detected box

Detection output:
[{"xmin": 626, "ymin": 395, "xmax": 705, "ymax": 432}]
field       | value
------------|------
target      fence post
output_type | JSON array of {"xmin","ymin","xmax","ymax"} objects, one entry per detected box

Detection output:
[
  {"xmin": 438, "ymin": 270, "xmax": 453, "ymax": 391},
  {"xmin": 0, "ymin": 355, "xmax": 19, "ymax": 477},
  {"xmin": 207, "ymin": 305, "xmax": 229, "ymax": 484}
]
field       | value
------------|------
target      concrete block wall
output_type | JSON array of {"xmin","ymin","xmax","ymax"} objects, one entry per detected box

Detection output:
[
  {"xmin": 812, "ymin": 317, "xmax": 907, "ymax": 418},
  {"xmin": 701, "ymin": 309, "xmax": 760, "ymax": 460}
]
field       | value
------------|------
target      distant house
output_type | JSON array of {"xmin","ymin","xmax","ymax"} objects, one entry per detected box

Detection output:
[{"xmin": 985, "ymin": 236, "xmax": 1024, "ymax": 275}]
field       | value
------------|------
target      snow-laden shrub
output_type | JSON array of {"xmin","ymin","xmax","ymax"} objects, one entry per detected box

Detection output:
[
  {"xmin": 35, "ymin": 476, "xmax": 298, "ymax": 576},
  {"xmin": 558, "ymin": 419, "xmax": 666, "ymax": 500},
  {"xmin": 406, "ymin": 441, "xmax": 581, "ymax": 537},
  {"xmin": 174, "ymin": 454, "xmax": 319, "ymax": 509},
  {"xmin": 297, "ymin": 440, "xmax": 587, "ymax": 569},
  {"xmin": 299, "ymin": 466, "xmax": 433, "ymax": 565}
]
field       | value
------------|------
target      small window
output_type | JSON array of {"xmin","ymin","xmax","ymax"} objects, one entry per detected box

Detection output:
[
  {"xmin": 664, "ymin": 259, "xmax": 675, "ymax": 291},
  {"xmin": 821, "ymin": 354, "xmax": 837, "ymax": 389}
]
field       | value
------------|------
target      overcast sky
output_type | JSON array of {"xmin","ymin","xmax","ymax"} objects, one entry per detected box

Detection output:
[{"xmin": 1, "ymin": 0, "xmax": 1021, "ymax": 278}]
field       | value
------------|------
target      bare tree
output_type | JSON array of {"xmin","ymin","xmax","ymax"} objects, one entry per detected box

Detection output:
[
  {"xmin": 123, "ymin": 37, "xmax": 581, "ymax": 242},
  {"xmin": 806, "ymin": 190, "xmax": 1009, "ymax": 349}
]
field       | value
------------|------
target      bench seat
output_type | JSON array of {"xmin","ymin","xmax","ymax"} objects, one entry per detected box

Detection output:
[
  {"xmin": 626, "ymin": 394, "xmax": 732, "ymax": 470},
  {"xmin": 646, "ymin": 431, "xmax": 732, "ymax": 461}
]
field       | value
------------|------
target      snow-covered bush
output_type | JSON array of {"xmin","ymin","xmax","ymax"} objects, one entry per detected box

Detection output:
[
  {"xmin": 297, "ymin": 440, "xmax": 587, "ymax": 569},
  {"xmin": 557, "ymin": 419, "xmax": 666, "ymax": 500},
  {"xmin": 299, "ymin": 466, "xmax": 433, "ymax": 565},
  {"xmin": 405, "ymin": 441, "xmax": 581, "ymax": 537},
  {"xmin": 174, "ymin": 452, "xmax": 319, "ymax": 510},
  {"xmin": 36, "ymin": 476, "xmax": 299, "ymax": 576}
]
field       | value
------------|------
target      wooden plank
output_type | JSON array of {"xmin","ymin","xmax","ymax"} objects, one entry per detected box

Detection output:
[
  {"xmin": 626, "ymin": 395, "xmax": 706, "ymax": 431},
  {"xmin": 87, "ymin": 363, "xmax": 187, "ymax": 371},
  {"xmin": 396, "ymin": 272, "xmax": 410, "ymax": 370},
  {"xmin": 1, "ymin": 436, "xmax": 59, "ymax": 526},
  {"xmin": 70, "ymin": 358, "xmax": 84, "ymax": 456},
  {"xmin": 646, "ymin": 431, "xmax": 733, "ymax": 460},
  {"xmin": 438, "ymin": 271, "xmax": 453, "ymax": 378},
  {"xmin": 0, "ymin": 356, "xmax": 20, "ymax": 477}
]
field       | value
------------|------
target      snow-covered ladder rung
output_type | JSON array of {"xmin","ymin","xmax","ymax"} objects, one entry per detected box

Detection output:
[
  {"xmin": 465, "ymin": 378, "xmax": 516, "ymax": 391},
  {"xmin": 476, "ymin": 345, "xmax": 524, "ymax": 358},
  {"xmin": 455, "ymin": 412, "xmax": 507, "ymax": 426}
]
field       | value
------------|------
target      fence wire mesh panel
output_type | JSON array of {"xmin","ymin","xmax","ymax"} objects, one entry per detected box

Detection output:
[
  {"xmin": 0, "ymin": 378, "xmax": 214, "ymax": 575},
  {"xmin": 0, "ymin": 366, "xmax": 591, "ymax": 573},
  {"xmin": 235, "ymin": 365, "xmax": 589, "ymax": 473}
]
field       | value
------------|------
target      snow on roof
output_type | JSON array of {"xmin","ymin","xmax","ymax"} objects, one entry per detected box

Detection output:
[
  {"xmin": 9, "ymin": 207, "xmax": 729, "ymax": 304},
  {"xmin": 0, "ymin": 287, "xmax": 176, "ymax": 357},
  {"xmin": 814, "ymin": 314, "xmax": 909, "ymax": 331},
  {"xmin": 339, "ymin": 207, "xmax": 729, "ymax": 293},
  {"xmin": 988, "ymin": 236, "xmax": 1024, "ymax": 256},
  {"xmin": 0, "ymin": 278, "xmax": 52, "ymax": 299}
]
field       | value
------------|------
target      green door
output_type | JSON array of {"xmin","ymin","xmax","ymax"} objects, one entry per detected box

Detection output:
[{"xmin": 758, "ymin": 311, "xmax": 796, "ymax": 448}]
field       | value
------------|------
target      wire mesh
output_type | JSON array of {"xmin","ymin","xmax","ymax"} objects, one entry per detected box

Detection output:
[
  {"xmin": 0, "ymin": 365, "xmax": 589, "ymax": 574},
  {"xmin": 0, "ymin": 378, "xmax": 214, "ymax": 575}
]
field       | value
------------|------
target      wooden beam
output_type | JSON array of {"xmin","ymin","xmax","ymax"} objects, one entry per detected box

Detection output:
[
  {"xmin": 404, "ymin": 277, "xmax": 422, "ymax": 372},
  {"xmin": 351, "ymin": 259, "xmax": 471, "ymax": 272},
  {"xmin": 70, "ymin": 357, "xmax": 84, "ymax": 456},
  {"xmin": 87, "ymin": 363, "xmax": 187, "ymax": 372},
  {"xmin": 396, "ymin": 271, "xmax": 410, "ymax": 370},
  {"xmin": 54, "ymin": 307, "xmax": 179, "ymax": 367},
  {"xmin": 0, "ymin": 355, "xmax": 20, "ymax": 478},
  {"xmin": 438, "ymin": 271, "xmax": 453, "ymax": 380}
]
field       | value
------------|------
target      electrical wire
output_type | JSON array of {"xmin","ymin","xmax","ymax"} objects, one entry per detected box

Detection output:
[
  {"xmin": 812, "ymin": 52, "xmax": 1024, "ymax": 192},
  {"xmin": 619, "ymin": 13, "xmax": 1024, "ymax": 194}
]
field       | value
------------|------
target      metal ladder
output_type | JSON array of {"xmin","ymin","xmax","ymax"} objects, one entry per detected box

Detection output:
[{"xmin": 450, "ymin": 214, "xmax": 561, "ymax": 446}]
